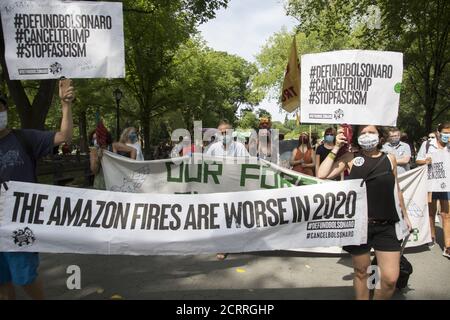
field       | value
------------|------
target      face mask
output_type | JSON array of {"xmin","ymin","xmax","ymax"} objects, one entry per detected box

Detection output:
[
  {"xmin": 390, "ymin": 137, "xmax": 400, "ymax": 145},
  {"xmin": 0, "ymin": 111, "xmax": 7, "ymax": 130},
  {"xmin": 92, "ymin": 139, "xmax": 99, "ymax": 147},
  {"xmin": 440, "ymin": 133, "xmax": 450, "ymax": 144},
  {"xmin": 222, "ymin": 135, "xmax": 232, "ymax": 145},
  {"xmin": 128, "ymin": 132, "xmax": 138, "ymax": 143},
  {"xmin": 358, "ymin": 133, "xmax": 379, "ymax": 151},
  {"xmin": 324, "ymin": 135, "xmax": 334, "ymax": 143}
]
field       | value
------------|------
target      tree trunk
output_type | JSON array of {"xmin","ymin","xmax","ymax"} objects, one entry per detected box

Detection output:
[
  {"xmin": 141, "ymin": 106, "xmax": 151, "ymax": 159},
  {"xmin": 0, "ymin": 14, "xmax": 56, "ymax": 129}
]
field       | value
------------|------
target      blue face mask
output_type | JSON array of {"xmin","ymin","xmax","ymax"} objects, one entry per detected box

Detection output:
[
  {"xmin": 324, "ymin": 135, "xmax": 334, "ymax": 143},
  {"xmin": 441, "ymin": 133, "xmax": 450, "ymax": 144},
  {"xmin": 128, "ymin": 132, "xmax": 138, "ymax": 143}
]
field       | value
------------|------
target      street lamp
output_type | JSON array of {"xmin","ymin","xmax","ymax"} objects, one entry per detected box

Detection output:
[{"xmin": 113, "ymin": 88, "xmax": 123, "ymax": 141}]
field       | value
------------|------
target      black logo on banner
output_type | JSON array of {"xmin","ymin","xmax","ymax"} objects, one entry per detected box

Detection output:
[
  {"xmin": 442, "ymin": 183, "xmax": 447, "ymax": 190},
  {"xmin": 49, "ymin": 62, "xmax": 62, "ymax": 75},
  {"xmin": 334, "ymin": 109, "xmax": 344, "ymax": 120},
  {"xmin": 12, "ymin": 227, "xmax": 36, "ymax": 247}
]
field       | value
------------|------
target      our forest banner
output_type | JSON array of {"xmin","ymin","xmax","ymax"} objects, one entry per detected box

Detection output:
[
  {"xmin": 0, "ymin": 0, "xmax": 125, "ymax": 79},
  {"xmin": 0, "ymin": 180, "xmax": 368, "ymax": 255},
  {"xmin": 300, "ymin": 50, "xmax": 403, "ymax": 126}
]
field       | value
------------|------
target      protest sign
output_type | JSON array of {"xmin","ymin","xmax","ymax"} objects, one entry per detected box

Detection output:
[
  {"xmin": 428, "ymin": 149, "xmax": 450, "ymax": 192},
  {"xmin": 0, "ymin": 180, "xmax": 368, "ymax": 255},
  {"xmin": 0, "ymin": 0, "xmax": 125, "ymax": 79},
  {"xmin": 300, "ymin": 50, "xmax": 403, "ymax": 125}
]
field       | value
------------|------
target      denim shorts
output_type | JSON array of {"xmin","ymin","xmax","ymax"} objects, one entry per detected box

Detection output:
[
  {"xmin": 0, "ymin": 252, "xmax": 39, "ymax": 286},
  {"xmin": 431, "ymin": 192, "xmax": 450, "ymax": 201}
]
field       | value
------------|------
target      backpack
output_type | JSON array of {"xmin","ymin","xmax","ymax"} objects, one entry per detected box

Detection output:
[{"xmin": 11, "ymin": 129, "xmax": 38, "ymax": 182}]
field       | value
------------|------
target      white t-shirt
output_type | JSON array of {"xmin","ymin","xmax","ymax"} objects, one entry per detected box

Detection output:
[
  {"xmin": 127, "ymin": 142, "xmax": 144, "ymax": 161},
  {"xmin": 416, "ymin": 139, "xmax": 439, "ymax": 161},
  {"xmin": 205, "ymin": 141, "xmax": 249, "ymax": 157}
]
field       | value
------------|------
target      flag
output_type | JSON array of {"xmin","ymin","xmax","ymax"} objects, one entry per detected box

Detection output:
[{"xmin": 281, "ymin": 37, "xmax": 300, "ymax": 113}]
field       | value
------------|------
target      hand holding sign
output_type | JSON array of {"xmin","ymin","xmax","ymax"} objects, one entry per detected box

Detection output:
[{"xmin": 59, "ymin": 78, "xmax": 74, "ymax": 103}]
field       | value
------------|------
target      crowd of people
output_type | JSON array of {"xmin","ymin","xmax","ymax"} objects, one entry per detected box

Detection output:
[{"xmin": 0, "ymin": 79, "xmax": 449, "ymax": 301}]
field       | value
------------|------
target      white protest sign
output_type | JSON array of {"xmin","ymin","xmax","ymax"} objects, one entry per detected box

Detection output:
[
  {"xmin": 0, "ymin": 180, "xmax": 368, "ymax": 255},
  {"xmin": 429, "ymin": 149, "xmax": 450, "ymax": 192},
  {"xmin": 300, "ymin": 50, "xmax": 403, "ymax": 125},
  {"xmin": 0, "ymin": 0, "xmax": 125, "ymax": 79}
]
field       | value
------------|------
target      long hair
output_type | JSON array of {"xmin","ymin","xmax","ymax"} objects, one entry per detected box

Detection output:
[
  {"xmin": 119, "ymin": 127, "xmax": 136, "ymax": 144},
  {"xmin": 297, "ymin": 132, "xmax": 312, "ymax": 149}
]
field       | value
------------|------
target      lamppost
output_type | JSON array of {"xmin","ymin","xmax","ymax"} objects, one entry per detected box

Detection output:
[{"xmin": 113, "ymin": 88, "xmax": 123, "ymax": 141}]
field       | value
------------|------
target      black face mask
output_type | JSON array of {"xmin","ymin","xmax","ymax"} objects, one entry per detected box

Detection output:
[{"xmin": 300, "ymin": 136, "xmax": 309, "ymax": 145}]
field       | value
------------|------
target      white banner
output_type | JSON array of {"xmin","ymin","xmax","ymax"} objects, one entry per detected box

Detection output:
[
  {"xmin": 399, "ymin": 166, "xmax": 432, "ymax": 247},
  {"xmin": 0, "ymin": 0, "xmax": 125, "ymax": 79},
  {"xmin": 102, "ymin": 151, "xmax": 322, "ymax": 194},
  {"xmin": 0, "ymin": 180, "xmax": 368, "ymax": 255},
  {"xmin": 428, "ymin": 149, "xmax": 450, "ymax": 192},
  {"xmin": 102, "ymin": 152, "xmax": 431, "ymax": 250},
  {"xmin": 300, "ymin": 50, "xmax": 403, "ymax": 125}
]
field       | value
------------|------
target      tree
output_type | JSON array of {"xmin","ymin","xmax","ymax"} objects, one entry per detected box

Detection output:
[
  {"xmin": 238, "ymin": 111, "xmax": 259, "ymax": 130},
  {"xmin": 122, "ymin": 0, "xmax": 229, "ymax": 157}
]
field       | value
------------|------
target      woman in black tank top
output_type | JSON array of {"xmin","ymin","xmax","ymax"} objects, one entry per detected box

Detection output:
[{"xmin": 318, "ymin": 125, "xmax": 412, "ymax": 300}]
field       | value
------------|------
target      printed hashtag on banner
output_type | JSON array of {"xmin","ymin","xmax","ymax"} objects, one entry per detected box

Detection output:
[
  {"xmin": 16, "ymin": 44, "xmax": 25, "ymax": 58},
  {"xmin": 14, "ymin": 14, "xmax": 22, "ymax": 28},
  {"xmin": 309, "ymin": 79, "xmax": 316, "ymax": 91},
  {"xmin": 309, "ymin": 66, "xmax": 316, "ymax": 78},
  {"xmin": 309, "ymin": 92, "xmax": 316, "ymax": 104},
  {"xmin": 15, "ymin": 29, "xmax": 25, "ymax": 43}
]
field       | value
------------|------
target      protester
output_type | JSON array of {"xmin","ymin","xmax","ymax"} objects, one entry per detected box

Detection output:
[
  {"xmin": 205, "ymin": 119, "xmax": 248, "ymax": 261},
  {"xmin": 205, "ymin": 119, "xmax": 248, "ymax": 158},
  {"xmin": 116, "ymin": 127, "xmax": 144, "ymax": 160},
  {"xmin": 318, "ymin": 125, "xmax": 412, "ymax": 300},
  {"xmin": 89, "ymin": 121, "xmax": 136, "ymax": 189},
  {"xmin": 0, "ymin": 79, "xmax": 74, "ymax": 300},
  {"xmin": 382, "ymin": 127, "xmax": 412, "ymax": 175},
  {"xmin": 256, "ymin": 117, "xmax": 279, "ymax": 163},
  {"xmin": 315, "ymin": 127, "xmax": 337, "ymax": 177},
  {"xmin": 416, "ymin": 123, "xmax": 450, "ymax": 258},
  {"xmin": 290, "ymin": 132, "xmax": 315, "ymax": 176}
]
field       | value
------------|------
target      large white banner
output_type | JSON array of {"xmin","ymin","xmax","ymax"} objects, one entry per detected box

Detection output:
[
  {"xmin": 300, "ymin": 50, "xmax": 403, "ymax": 125},
  {"xmin": 428, "ymin": 149, "xmax": 450, "ymax": 192},
  {"xmin": 0, "ymin": 0, "xmax": 125, "ymax": 79},
  {"xmin": 102, "ymin": 151, "xmax": 322, "ymax": 194},
  {"xmin": 0, "ymin": 180, "xmax": 368, "ymax": 255},
  {"xmin": 102, "ymin": 152, "xmax": 431, "ymax": 250}
]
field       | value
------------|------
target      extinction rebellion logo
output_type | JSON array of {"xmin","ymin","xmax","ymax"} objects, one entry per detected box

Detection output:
[
  {"xmin": 49, "ymin": 62, "xmax": 62, "ymax": 75},
  {"xmin": 12, "ymin": 227, "xmax": 36, "ymax": 247}
]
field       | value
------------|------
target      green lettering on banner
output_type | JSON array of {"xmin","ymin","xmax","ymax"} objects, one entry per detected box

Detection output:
[
  {"xmin": 185, "ymin": 164, "xmax": 202, "ymax": 183},
  {"xmin": 240, "ymin": 164, "xmax": 260, "ymax": 187},
  {"xmin": 166, "ymin": 163, "xmax": 183, "ymax": 183},
  {"xmin": 261, "ymin": 166, "xmax": 279, "ymax": 189},
  {"xmin": 203, "ymin": 163, "xmax": 222, "ymax": 184}
]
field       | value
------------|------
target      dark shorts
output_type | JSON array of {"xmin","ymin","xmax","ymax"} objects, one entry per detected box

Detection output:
[
  {"xmin": 431, "ymin": 192, "xmax": 450, "ymax": 201},
  {"xmin": 0, "ymin": 252, "xmax": 39, "ymax": 286},
  {"xmin": 343, "ymin": 222, "xmax": 401, "ymax": 256}
]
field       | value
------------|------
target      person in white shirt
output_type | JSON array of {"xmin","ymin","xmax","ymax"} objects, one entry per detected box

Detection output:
[
  {"xmin": 205, "ymin": 119, "xmax": 248, "ymax": 158},
  {"xmin": 119, "ymin": 127, "xmax": 144, "ymax": 161},
  {"xmin": 382, "ymin": 127, "xmax": 411, "ymax": 175},
  {"xmin": 205, "ymin": 119, "xmax": 248, "ymax": 261},
  {"xmin": 416, "ymin": 123, "xmax": 450, "ymax": 258}
]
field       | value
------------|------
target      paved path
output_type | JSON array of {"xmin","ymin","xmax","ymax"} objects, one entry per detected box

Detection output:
[{"xmin": 16, "ymin": 227, "xmax": 450, "ymax": 300}]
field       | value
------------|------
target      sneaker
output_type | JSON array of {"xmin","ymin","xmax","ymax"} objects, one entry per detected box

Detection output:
[
  {"xmin": 428, "ymin": 242, "xmax": 435, "ymax": 249},
  {"xmin": 443, "ymin": 248, "xmax": 450, "ymax": 259}
]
